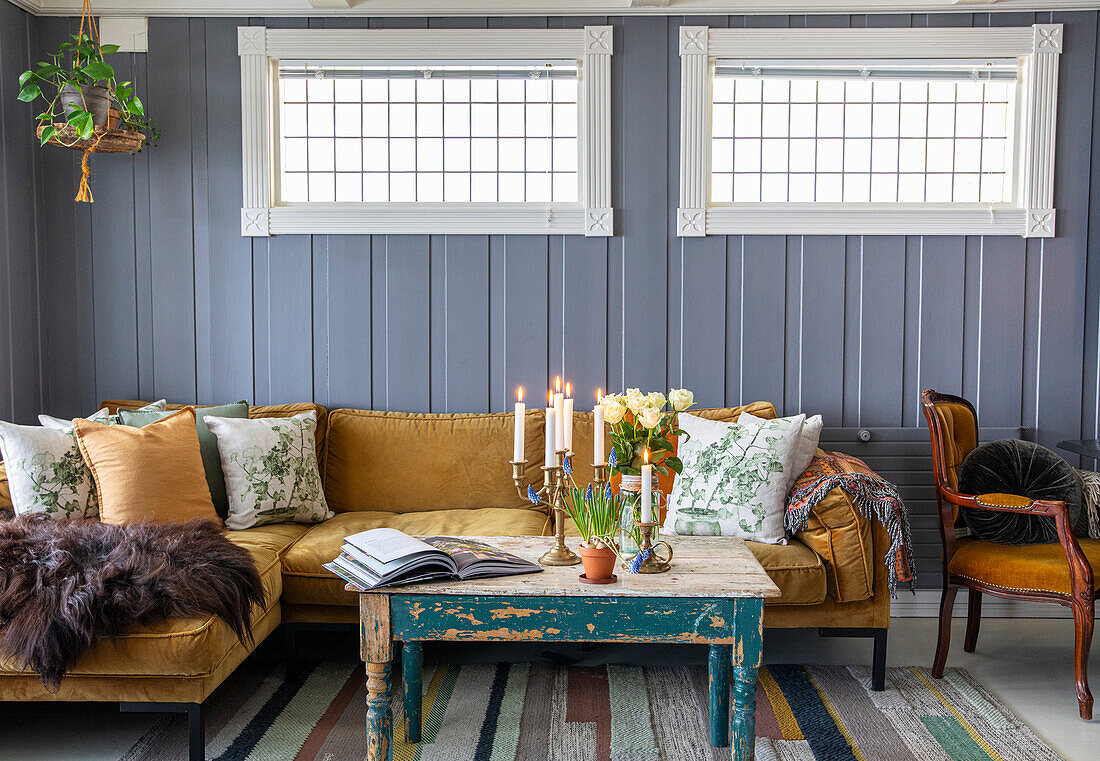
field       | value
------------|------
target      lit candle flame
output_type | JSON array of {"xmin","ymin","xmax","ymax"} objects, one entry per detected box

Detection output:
[
  {"xmin": 644, "ymin": 448, "xmax": 650, "ymax": 465},
  {"xmin": 565, "ymin": 382, "xmax": 571, "ymax": 397},
  {"xmin": 516, "ymin": 386, "xmax": 523, "ymax": 402},
  {"xmin": 555, "ymin": 376, "xmax": 562, "ymax": 392},
  {"xmin": 547, "ymin": 390, "xmax": 554, "ymax": 406},
  {"xmin": 596, "ymin": 388, "xmax": 603, "ymax": 402}
]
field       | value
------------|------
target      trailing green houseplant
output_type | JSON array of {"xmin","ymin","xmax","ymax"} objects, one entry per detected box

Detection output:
[{"xmin": 17, "ymin": 32, "xmax": 158, "ymax": 148}]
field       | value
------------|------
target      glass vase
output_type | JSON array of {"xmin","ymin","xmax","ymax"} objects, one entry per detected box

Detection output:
[{"xmin": 616, "ymin": 473, "xmax": 662, "ymax": 558}]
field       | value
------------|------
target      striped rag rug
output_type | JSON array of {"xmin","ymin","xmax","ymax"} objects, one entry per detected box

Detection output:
[{"xmin": 120, "ymin": 661, "xmax": 1065, "ymax": 761}]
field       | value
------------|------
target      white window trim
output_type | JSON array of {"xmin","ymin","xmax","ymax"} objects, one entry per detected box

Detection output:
[
  {"xmin": 238, "ymin": 25, "xmax": 613, "ymax": 237},
  {"xmin": 677, "ymin": 24, "xmax": 1062, "ymax": 238}
]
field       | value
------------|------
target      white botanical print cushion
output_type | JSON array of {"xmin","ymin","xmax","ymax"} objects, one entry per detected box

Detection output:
[
  {"xmin": 206, "ymin": 411, "xmax": 333, "ymax": 530},
  {"xmin": 738, "ymin": 411, "xmax": 823, "ymax": 493},
  {"xmin": 664, "ymin": 412, "xmax": 806, "ymax": 544},
  {"xmin": 38, "ymin": 399, "xmax": 168, "ymax": 430},
  {"xmin": 0, "ymin": 421, "xmax": 99, "ymax": 519}
]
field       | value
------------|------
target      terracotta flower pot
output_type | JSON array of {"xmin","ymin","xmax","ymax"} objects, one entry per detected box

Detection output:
[{"xmin": 579, "ymin": 543, "xmax": 617, "ymax": 581}]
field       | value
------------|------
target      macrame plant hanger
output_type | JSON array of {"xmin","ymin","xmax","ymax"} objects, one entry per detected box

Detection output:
[
  {"xmin": 37, "ymin": 0, "xmax": 144, "ymax": 202},
  {"xmin": 73, "ymin": 0, "xmax": 105, "ymax": 202}
]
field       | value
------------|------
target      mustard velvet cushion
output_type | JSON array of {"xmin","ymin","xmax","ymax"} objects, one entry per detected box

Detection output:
[
  {"xmin": 947, "ymin": 536, "xmax": 1100, "ymax": 596},
  {"xmin": 745, "ymin": 539, "xmax": 827, "ymax": 605},
  {"xmin": 280, "ymin": 509, "xmax": 552, "ymax": 607},
  {"xmin": 322, "ymin": 409, "xmax": 544, "ymax": 513},
  {"xmin": 0, "ymin": 463, "xmax": 10, "ymax": 512},
  {"xmin": 73, "ymin": 408, "xmax": 219, "ymax": 526}
]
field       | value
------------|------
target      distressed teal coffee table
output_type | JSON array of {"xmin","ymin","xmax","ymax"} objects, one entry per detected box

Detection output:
[{"xmin": 355, "ymin": 535, "xmax": 780, "ymax": 761}]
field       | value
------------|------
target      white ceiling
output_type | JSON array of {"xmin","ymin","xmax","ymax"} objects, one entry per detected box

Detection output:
[{"xmin": 6, "ymin": 0, "xmax": 1095, "ymax": 19}]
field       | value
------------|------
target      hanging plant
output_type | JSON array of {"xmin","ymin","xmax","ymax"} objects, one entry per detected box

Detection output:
[{"xmin": 16, "ymin": 2, "xmax": 159, "ymax": 202}]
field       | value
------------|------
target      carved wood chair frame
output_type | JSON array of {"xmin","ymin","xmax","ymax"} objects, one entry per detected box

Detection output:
[{"xmin": 920, "ymin": 389, "xmax": 1094, "ymax": 720}]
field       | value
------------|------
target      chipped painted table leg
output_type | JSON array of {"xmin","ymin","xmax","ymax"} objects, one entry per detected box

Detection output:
[
  {"xmin": 709, "ymin": 643, "xmax": 731, "ymax": 747},
  {"xmin": 366, "ymin": 661, "xmax": 393, "ymax": 761},
  {"xmin": 361, "ymin": 594, "xmax": 394, "ymax": 761},
  {"xmin": 731, "ymin": 598, "xmax": 764, "ymax": 761},
  {"xmin": 402, "ymin": 641, "xmax": 423, "ymax": 743}
]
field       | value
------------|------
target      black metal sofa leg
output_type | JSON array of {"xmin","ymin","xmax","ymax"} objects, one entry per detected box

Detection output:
[
  {"xmin": 817, "ymin": 627, "xmax": 888, "ymax": 691},
  {"xmin": 120, "ymin": 701, "xmax": 205, "ymax": 761}
]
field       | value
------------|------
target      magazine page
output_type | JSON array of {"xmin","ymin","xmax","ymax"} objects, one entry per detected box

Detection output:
[
  {"xmin": 422, "ymin": 536, "xmax": 542, "ymax": 579},
  {"xmin": 344, "ymin": 528, "xmax": 440, "ymax": 564}
]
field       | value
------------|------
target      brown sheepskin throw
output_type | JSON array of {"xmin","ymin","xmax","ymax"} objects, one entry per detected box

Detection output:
[{"xmin": 0, "ymin": 516, "xmax": 264, "ymax": 690}]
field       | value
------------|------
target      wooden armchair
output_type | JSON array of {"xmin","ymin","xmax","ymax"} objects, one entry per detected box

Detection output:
[{"xmin": 921, "ymin": 390, "xmax": 1097, "ymax": 719}]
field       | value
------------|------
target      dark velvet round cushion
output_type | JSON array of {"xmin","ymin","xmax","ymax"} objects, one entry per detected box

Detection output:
[{"xmin": 957, "ymin": 439, "xmax": 1083, "ymax": 545}]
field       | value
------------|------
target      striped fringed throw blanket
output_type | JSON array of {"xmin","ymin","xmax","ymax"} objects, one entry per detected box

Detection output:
[{"xmin": 786, "ymin": 451, "xmax": 916, "ymax": 595}]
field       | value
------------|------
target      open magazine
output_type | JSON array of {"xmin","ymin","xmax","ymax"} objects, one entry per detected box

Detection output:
[{"xmin": 323, "ymin": 528, "xmax": 542, "ymax": 591}]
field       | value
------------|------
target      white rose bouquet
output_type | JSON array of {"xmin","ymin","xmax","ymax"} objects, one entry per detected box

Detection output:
[{"xmin": 598, "ymin": 387, "xmax": 695, "ymax": 476}]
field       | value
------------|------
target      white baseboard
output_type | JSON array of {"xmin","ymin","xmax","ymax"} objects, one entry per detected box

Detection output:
[{"xmin": 890, "ymin": 589, "xmax": 1072, "ymax": 619}]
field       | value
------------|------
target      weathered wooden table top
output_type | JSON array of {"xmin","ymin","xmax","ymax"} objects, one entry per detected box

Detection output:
[{"xmin": 356, "ymin": 535, "xmax": 781, "ymax": 599}]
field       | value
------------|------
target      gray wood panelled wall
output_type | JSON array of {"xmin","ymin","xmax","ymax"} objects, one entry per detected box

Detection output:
[
  {"xmin": 4, "ymin": 6, "xmax": 1100, "ymax": 584},
  {"xmin": 0, "ymin": 1, "xmax": 42, "ymax": 427}
]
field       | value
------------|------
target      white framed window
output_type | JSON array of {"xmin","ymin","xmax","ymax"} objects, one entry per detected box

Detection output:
[
  {"xmin": 677, "ymin": 24, "xmax": 1062, "ymax": 238},
  {"xmin": 238, "ymin": 25, "xmax": 613, "ymax": 236}
]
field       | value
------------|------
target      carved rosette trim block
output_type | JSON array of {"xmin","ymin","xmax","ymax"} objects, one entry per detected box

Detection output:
[
  {"xmin": 241, "ymin": 208, "xmax": 270, "ymax": 237},
  {"xmin": 584, "ymin": 25, "xmax": 613, "ymax": 55},
  {"xmin": 679, "ymin": 26, "xmax": 708, "ymax": 56},
  {"xmin": 1027, "ymin": 209, "xmax": 1056, "ymax": 237},
  {"xmin": 1034, "ymin": 23, "xmax": 1063, "ymax": 53},
  {"xmin": 586, "ymin": 208, "xmax": 613, "ymax": 237},
  {"xmin": 678, "ymin": 208, "xmax": 706, "ymax": 237},
  {"xmin": 237, "ymin": 26, "xmax": 266, "ymax": 56}
]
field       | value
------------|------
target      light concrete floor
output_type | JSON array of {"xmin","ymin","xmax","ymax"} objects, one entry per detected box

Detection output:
[{"xmin": 0, "ymin": 617, "xmax": 1097, "ymax": 761}]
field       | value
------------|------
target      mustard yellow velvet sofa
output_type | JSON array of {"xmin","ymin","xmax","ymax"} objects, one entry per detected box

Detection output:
[{"xmin": 0, "ymin": 399, "xmax": 892, "ymax": 760}]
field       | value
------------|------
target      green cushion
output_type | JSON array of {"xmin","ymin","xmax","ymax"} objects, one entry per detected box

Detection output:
[{"xmin": 119, "ymin": 402, "xmax": 249, "ymax": 519}]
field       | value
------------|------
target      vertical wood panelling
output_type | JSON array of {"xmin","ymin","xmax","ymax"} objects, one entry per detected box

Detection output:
[
  {"xmin": 620, "ymin": 15, "xmax": 668, "ymax": 394},
  {"xmin": 1035, "ymin": 10, "xmax": 1094, "ymax": 453},
  {"xmin": 799, "ymin": 237, "xmax": 847, "ymax": 424},
  {"xmin": 204, "ymin": 17, "xmax": 254, "ymax": 404},
  {"xmin": 89, "ymin": 52, "xmax": 139, "ymax": 404},
  {"xmin": 147, "ymin": 18, "xmax": 197, "ymax": 403},
  {"xmin": 10, "ymin": 10, "xmax": 1100, "ymax": 587},
  {"xmin": 854, "ymin": 237, "xmax": 906, "ymax": 426},
  {"xmin": 0, "ymin": 2, "xmax": 41, "ymax": 424},
  {"xmin": 440, "ymin": 236, "xmax": 491, "ymax": 413}
]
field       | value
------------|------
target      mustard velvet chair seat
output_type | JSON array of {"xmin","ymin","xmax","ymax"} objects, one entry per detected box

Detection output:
[
  {"xmin": 921, "ymin": 390, "xmax": 1096, "ymax": 721},
  {"xmin": 948, "ymin": 536, "xmax": 1100, "ymax": 597}
]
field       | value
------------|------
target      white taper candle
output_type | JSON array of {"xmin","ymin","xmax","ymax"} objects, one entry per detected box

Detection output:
[
  {"xmin": 513, "ymin": 387, "xmax": 525, "ymax": 462},
  {"xmin": 640, "ymin": 449, "xmax": 653, "ymax": 523}
]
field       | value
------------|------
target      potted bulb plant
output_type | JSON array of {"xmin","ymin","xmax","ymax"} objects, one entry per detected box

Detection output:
[{"xmin": 561, "ymin": 483, "xmax": 622, "ymax": 582}]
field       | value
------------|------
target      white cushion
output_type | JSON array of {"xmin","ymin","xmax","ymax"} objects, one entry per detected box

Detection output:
[
  {"xmin": 0, "ymin": 421, "xmax": 98, "ymax": 519},
  {"xmin": 664, "ymin": 412, "xmax": 806, "ymax": 544},
  {"xmin": 206, "ymin": 411, "xmax": 333, "ymax": 530},
  {"xmin": 739, "ymin": 411, "xmax": 822, "ymax": 493}
]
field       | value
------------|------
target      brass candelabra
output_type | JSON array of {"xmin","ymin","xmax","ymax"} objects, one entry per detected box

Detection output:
[{"xmin": 511, "ymin": 452, "xmax": 610, "ymax": 566}]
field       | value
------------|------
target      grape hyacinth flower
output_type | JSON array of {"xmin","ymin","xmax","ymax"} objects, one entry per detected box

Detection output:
[
  {"xmin": 527, "ymin": 485, "xmax": 541, "ymax": 505},
  {"xmin": 605, "ymin": 483, "xmax": 614, "ymax": 500},
  {"xmin": 608, "ymin": 449, "xmax": 618, "ymax": 467},
  {"xmin": 563, "ymin": 456, "xmax": 573, "ymax": 475},
  {"xmin": 628, "ymin": 547, "xmax": 651, "ymax": 574},
  {"xmin": 585, "ymin": 483, "xmax": 593, "ymax": 501}
]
